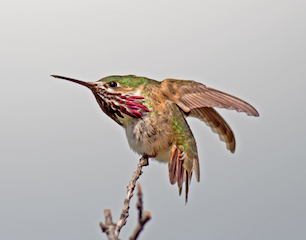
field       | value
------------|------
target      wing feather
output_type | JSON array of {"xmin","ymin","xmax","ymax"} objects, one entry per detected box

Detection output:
[
  {"xmin": 189, "ymin": 108, "xmax": 236, "ymax": 153},
  {"xmin": 161, "ymin": 79, "xmax": 259, "ymax": 117}
]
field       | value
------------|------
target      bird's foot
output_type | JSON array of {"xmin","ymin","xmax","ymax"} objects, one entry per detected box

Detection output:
[{"xmin": 139, "ymin": 155, "xmax": 149, "ymax": 166}]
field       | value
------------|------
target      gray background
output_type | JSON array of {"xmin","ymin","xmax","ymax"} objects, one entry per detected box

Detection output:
[{"xmin": 1, "ymin": 0, "xmax": 305, "ymax": 239}]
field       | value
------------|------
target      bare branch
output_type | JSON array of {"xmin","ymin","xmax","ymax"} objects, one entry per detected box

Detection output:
[
  {"xmin": 100, "ymin": 156, "xmax": 150, "ymax": 239},
  {"xmin": 115, "ymin": 156, "xmax": 149, "ymax": 235},
  {"xmin": 100, "ymin": 210, "xmax": 119, "ymax": 240},
  {"xmin": 137, "ymin": 184, "xmax": 143, "ymax": 221},
  {"xmin": 129, "ymin": 184, "xmax": 152, "ymax": 240}
]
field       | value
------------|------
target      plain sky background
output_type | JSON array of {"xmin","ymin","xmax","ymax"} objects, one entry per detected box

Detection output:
[{"xmin": 1, "ymin": 0, "xmax": 305, "ymax": 239}]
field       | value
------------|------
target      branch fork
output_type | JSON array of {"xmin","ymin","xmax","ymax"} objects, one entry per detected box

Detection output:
[{"xmin": 100, "ymin": 157, "xmax": 151, "ymax": 240}]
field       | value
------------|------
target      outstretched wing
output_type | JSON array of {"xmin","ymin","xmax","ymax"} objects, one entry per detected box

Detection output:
[
  {"xmin": 189, "ymin": 107, "xmax": 236, "ymax": 153},
  {"xmin": 161, "ymin": 78, "xmax": 259, "ymax": 117},
  {"xmin": 161, "ymin": 78, "xmax": 259, "ymax": 152}
]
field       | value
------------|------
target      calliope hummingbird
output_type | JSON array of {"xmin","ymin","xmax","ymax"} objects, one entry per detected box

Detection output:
[{"xmin": 52, "ymin": 75, "xmax": 259, "ymax": 202}]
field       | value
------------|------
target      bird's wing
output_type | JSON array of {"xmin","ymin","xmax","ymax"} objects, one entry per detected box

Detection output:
[
  {"xmin": 161, "ymin": 78, "xmax": 259, "ymax": 116},
  {"xmin": 189, "ymin": 107, "xmax": 236, "ymax": 153}
]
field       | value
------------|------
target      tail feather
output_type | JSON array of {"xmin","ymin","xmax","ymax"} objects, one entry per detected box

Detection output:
[
  {"xmin": 179, "ymin": 186, "xmax": 182, "ymax": 196},
  {"xmin": 169, "ymin": 147, "xmax": 194, "ymax": 203},
  {"xmin": 169, "ymin": 148, "xmax": 179, "ymax": 185},
  {"xmin": 177, "ymin": 152, "xmax": 184, "ymax": 188},
  {"xmin": 185, "ymin": 171, "xmax": 189, "ymax": 203}
]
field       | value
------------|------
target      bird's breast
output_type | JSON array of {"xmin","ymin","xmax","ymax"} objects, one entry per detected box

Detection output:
[{"xmin": 122, "ymin": 112, "xmax": 174, "ymax": 162}]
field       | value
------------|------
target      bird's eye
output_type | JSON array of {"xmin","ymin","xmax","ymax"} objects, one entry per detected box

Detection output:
[{"xmin": 109, "ymin": 81, "xmax": 117, "ymax": 88}]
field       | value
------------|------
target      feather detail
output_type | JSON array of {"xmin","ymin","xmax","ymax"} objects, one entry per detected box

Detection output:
[
  {"xmin": 168, "ymin": 146, "xmax": 195, "ymax": 203},
  {"xmin": 189, "ymin": 107, "xmax": 236, "ymax": 153},
  {"xmin": 169, "ymin": 148, "xmax": 179, "ymax": 185},
  {"xmin": 161, "ymin": 79, "xmax": 259, "ymax": 117},
  {"xmin": 177, "ymin": 152, "xmax": 185, "ymax": 188},
  {"xmin": 185, "ymin": 171, "xmax": 189, "ymax": 203},
  {"xmin": 131, "ymin": 96, "xmax": 145, "ymax": 99}
]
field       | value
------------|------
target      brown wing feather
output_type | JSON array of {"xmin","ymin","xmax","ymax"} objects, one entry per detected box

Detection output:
[
  {"xmin": 161, "ymin": 79, "xmax": 259, "ymax": 117},
  {"xmin": 189, "ymin": 107, "xmax": 236, "ymax": 153}
]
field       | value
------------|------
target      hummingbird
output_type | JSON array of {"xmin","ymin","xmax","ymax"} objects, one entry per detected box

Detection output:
[{"xmin": 52, "ymin": 74, "xmax": 259, "ymax": 202}]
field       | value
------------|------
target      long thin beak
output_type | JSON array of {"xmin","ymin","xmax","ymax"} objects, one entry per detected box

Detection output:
[{"xmin": 51, "ymin": 75, "xmax": 97, "ymax": 88}]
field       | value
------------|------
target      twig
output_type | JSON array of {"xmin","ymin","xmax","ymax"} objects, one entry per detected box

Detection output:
[
  {"xmin": 99, "ymin": 156, "xmax": 150, "ymax": 240},
  {"xmin": 100, "ymin": 210, "xmax": 118, "ymax": 240},
  {"xmin": 115, "ymin": 156, "xmax": 149, "ymax": 235},
  {"xmin": 129, "ymin": 184, "xmax": 152, "ymax": 240}
]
